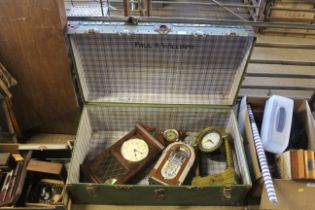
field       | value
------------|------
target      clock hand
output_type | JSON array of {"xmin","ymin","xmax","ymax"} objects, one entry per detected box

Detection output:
[
  {"xmin": 134, "ymin": 149, "xmax": 144, "ymax": 155},
  {"xmin": 133, "ymin": 150, "xmax": 138, "ymax": 158},
  {"xmin": 205, "ymin": 139, "xmax": 214, "ymax": 144}
]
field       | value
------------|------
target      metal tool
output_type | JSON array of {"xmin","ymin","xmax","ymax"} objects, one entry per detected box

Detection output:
[{"xmin": 0, "ymin": 170, "xmax": 13, "ymax": 202}]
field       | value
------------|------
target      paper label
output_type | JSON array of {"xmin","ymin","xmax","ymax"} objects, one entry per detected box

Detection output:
[{"xmin": 306, "ymin": 183, "xmax": 315, "ymax": 188}]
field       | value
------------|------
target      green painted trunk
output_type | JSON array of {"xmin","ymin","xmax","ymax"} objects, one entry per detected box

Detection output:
[
  {"xmin": 67, "ymin": 21, "xmax": 255, "ymax": 205},
  {"xmin": 68, "ymin": 184, "xmax": 250, "ymax": 205}
]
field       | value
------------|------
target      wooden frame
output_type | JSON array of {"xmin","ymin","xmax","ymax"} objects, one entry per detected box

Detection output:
[
  {"xmin": 148, "ymin": 142, "xmax": 195, "ymax": 186},
  {"xmin": 81, "ymin": 123, "xmax": 164, "ymax": 184}
]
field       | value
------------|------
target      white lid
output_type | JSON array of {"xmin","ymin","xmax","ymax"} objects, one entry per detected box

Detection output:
[{"xmin": 261, "ymin": 95, "xmax": 294, "ymax": 154}]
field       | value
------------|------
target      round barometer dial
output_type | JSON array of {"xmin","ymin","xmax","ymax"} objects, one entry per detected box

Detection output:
[
  {"xmin": 121, "ymin": 138, "xmax": 149, "ymax": 162},
  {"xmin": 197, "ymin": 129, "xmax": 223, "ymax": 153},
  {"xmin": 163, "ymin": 129, "xmax": 179, "ymax": 142}
]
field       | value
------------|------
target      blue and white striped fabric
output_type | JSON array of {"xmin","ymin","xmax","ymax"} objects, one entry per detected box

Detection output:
[{"xmin": 247, "ymin": 104, "xmax": 278, "ymax": 205}]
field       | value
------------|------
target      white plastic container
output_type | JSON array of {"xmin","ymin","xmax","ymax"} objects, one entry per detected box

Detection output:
[{"xmin": 261, "ymin": 95, "xmax": 294, "ymax": 154}]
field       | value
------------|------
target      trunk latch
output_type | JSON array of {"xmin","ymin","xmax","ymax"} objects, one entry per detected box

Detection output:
[{"xmin": 154, "ymin": 188, "xmax": 166, "ymax": 200}]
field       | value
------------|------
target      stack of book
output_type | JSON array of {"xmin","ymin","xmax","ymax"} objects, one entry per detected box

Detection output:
[{"xmin": 276, "ymin": 150, "xmax": 315, "ymax": 180}]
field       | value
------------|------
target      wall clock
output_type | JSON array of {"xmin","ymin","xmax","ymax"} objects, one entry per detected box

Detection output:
[{"xmin": 81, "ymin": 123, "xmax": 164, "ymax": 184}]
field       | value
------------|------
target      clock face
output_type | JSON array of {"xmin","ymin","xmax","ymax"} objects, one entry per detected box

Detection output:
[
  {"xmin": 163, "ymin": 129, "xmax": 179, "ymax": 142},
  {"xmin": 121, "ymin": 138, "xmax": 149, "ymax": 162},
  {"xmin": 184, "ymin": 135, "xmax": 197, "ymax": 147},
  {"xmin": 199, "ymin": 131, "xmax": 222, "ymax": 152}
]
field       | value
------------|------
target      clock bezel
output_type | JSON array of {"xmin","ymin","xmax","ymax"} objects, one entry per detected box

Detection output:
[
  {"xmin": 196, "ymin": 127, "xmax": 225, "ymax": 153},
  {"xmin": 120, "ymin": 138, "xmax": 150, "ymax": 162},
  {"xmin": 163, "ymin": 129, "xmax": 180, "ymax": 142}
]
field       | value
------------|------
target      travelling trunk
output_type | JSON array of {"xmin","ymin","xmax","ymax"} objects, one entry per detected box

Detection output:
[{"xmin": 67, "ymin": 21, "xmax": 255, "ymax": 205}]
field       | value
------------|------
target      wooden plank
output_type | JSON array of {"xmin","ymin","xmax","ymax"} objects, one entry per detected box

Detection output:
[
  {"xmin": 255, "ymin": 42, "xmax": 315, "ymax": 49},
  {"xmin": 247, "ymin": 64, "xmax": 315, "ymax": 78},
  {"xmin": 32, "ymin": 108, "xmax": 80, "ymax": 134},
  {"xmin": 244, "ymin": 34, "xmax": 315, "ymax": 99},
  {"xmin": 150, "ymin": 1, "xmax": 250, "ymax": 19},
  {"xmin": 251, "ymin": 47, "xmax": 315, "ymax": 62},
  {"xmin": 239, "ymin": 88, "xmax": 313, "ymax": 98},
  {"xmin": 268, "ymin": 2, "xmax": 315, "ymax": 22},
  {"xmin": 262, "ymin": 27, "xmax": 314, "ymax": 35},
  {"xmin": 23, "ymin": 133, "xmax": 74, "ymax": 145},
  {"xmin": 247, "ymin": 72, "xmax": 315, "ymax": 79},
  {"xmin": 250, "ymin": 59, "xmax": 315, "ymax": 66},
  {"xmin": 256, "ymin": 34, "xmax": 315, "ymax": 44},
  {"xmin": 242, "ymin": 77, "xmax": 315, "ymax": 90},
  {"xmin": 263, "ymin": 28, "xmax": 313, "ymax": 36},
  {"xmin": 266, "ymin": 17, "xmax": 314, "ymax": 22},
  {"xmin": 261, "ymin": 31, "xmax": 315, "ymax": 38},
  {"xmin": 27, "ymin": 159, "xmax": 64, "ymax": 175},
  {"xmin": 0, "ymin": 0, "xmax": 79, "ymax": 132},
  {"xmin": 275, "ymin": 0, "xmax": 315, "ymax": 4},
  {"xmin": 262, "ymin": 2, "xmax": 315, "ymax": 35}
]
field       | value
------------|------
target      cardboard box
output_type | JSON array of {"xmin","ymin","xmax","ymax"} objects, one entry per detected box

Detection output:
[{"xmin": 238, "ymin": 96, "xmax": 315, "ymax": 209}]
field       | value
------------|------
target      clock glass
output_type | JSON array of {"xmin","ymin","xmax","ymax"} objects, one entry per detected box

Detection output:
[
  {"xmin": 160, "ymin": 145, "xmax": 190, "ymax": 180},
  {"xmin": 121, "ymin": 138, "xmax": 149, "ymax": 162},
  {"xmin": 199, "ymin": 130, "xmax": 222, "ymax": 152},
  {"xmin": 184, "ymin": 134, "xmax": 197, "ymax": 147}
]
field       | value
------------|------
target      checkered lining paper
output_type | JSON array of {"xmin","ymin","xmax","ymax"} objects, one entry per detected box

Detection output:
[
  {"xmin": 68, "ymin": 105, "xmax": 251, "ymax": 186},
  {"xmin": 71, "ymin": 30, "xmax": 253, "ymax": 105}
]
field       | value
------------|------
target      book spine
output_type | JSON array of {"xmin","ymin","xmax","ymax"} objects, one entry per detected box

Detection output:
[
  {"xmin": 277, "ymin": 151, "xmax": 291, "ymax": 180},
  {"xmin": 291, "ymin": 149, "xmax": 305, "ymax": 179},
  {"xmin": 304, "ymin": 150, "xmax": 315, "ymax": 179},
  {"xmin": 283, "ymin": 151, "xmax": 292, "ymax": 180}
]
